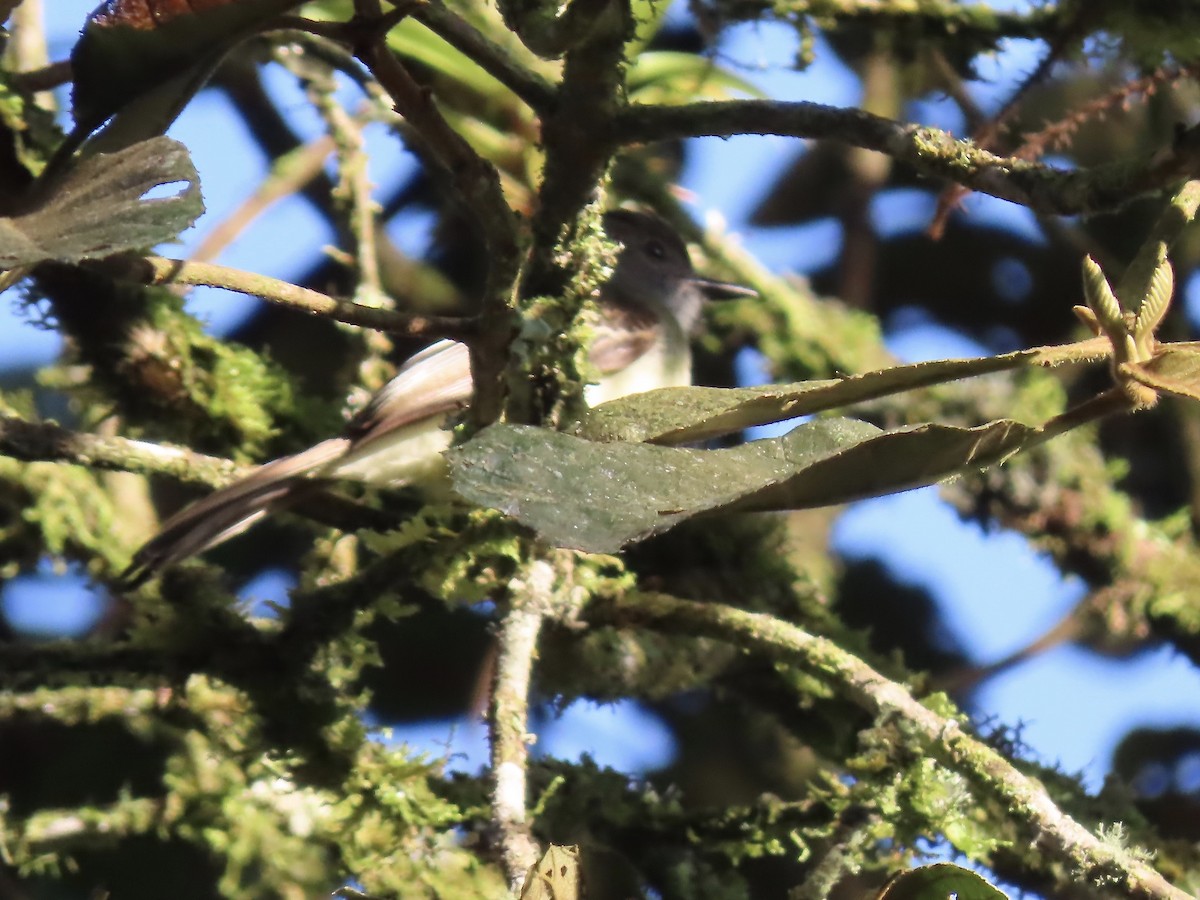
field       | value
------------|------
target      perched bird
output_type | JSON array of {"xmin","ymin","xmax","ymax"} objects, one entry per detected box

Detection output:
[{"xmin": 123, "ymin": 210, "xmax": 754, "ymax": 584}]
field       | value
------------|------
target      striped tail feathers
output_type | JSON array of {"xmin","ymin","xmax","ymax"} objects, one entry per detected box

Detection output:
[
  {"xmin": 119, "ymin": 437, "xmax": 351, "ymax": 589},
  {"xmin": 120, "ymin": 339, "xmax": 474, "ymax": 588}
]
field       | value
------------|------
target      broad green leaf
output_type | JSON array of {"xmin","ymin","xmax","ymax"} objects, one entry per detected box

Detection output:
[
  {"xmin": 448, "ymin": 417, "xmax": 1035, "ymax": 552},
  {"xmin": 388, "ymin": 19, "xmax": 509, "ymax": 100},
  {"xmin": 875, "ymin": 863, "xmax": 1008, "ymax": 899},
  {"xmin": 626, "ymin": 0, "xmax": 673, "ymax": 59},
  {"xmin": 579, "ymin": 351, "xmax": 1044, "ymax": 444},
  {"xmin": 69, "ymin": 0, "xmax": 305, "ymax": 149},
  {"xmin": 310, "ymin": 0, "xmax": 556, "ymax": 99},
  {"xmin": 627, "ymin": 51, "xmax": 763, "ymax": 103},
  {"xmin": 1126, "ymin": 343, "xmax": 1200, "ymax": 403},
  {"xmin": 0, "ymin": 137, "xmax": 202, "ymax": 267}
]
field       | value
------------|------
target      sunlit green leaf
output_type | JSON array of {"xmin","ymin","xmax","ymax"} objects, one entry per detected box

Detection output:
[
  {"xmin": 626, "ymin": 0, "xmax": 673, "ymax": 59},
  {"xmin": 627, "ymin": 51, "xmax": 764, "ymax": 103},
  {"xmin": 579, "ymin": 351, "xmax": 1042, "ymax": 444},
  {"xmin": 1126, "ymin": 342, "xmax": 1200, "ymax": 403},
  {"xmin": 874, "ymin": 863, "xmax": 1008, "ymax": 899}
]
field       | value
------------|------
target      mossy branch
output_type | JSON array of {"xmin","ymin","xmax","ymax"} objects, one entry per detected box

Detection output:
[
  {"xmin": 0, "ymin": 414, "xmax": 239, "ymax": 487},
  {"xmin": 614, "ymin": 101, "xmax": 1200, "ymax": 217},
  {"xmin": 489, "ymin": 562, "xmax": 550, "ymax": 888},
  {"xmin": 588, "ymin": 590, "xmax": 1192, "ymax": 900}
]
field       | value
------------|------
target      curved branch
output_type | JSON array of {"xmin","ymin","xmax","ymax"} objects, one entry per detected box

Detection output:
[
  {"xmin": 588, "ymin": 590, "xmax": 1192, "ymax": 900},
  {"xmin": 354, "ymin": 5, "xmax": 522, "ymax": 424},
  {"xmin": 614, "ymin": 100, "xmax": 1200, "ymax": 216}
]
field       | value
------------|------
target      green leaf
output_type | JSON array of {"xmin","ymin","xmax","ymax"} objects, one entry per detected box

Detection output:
[
  {"xmin": 447, "ymin": 417, "xmax": 1035, "ymax": 552},
  {"xmin": 626, "ymin": 51, "xmax": 764, "ymax": 103},
  {"xmin": 69, "ymin": 0, "xmax": 305, "ymax": 149},
  {"xmin": 1126, "ymin": 343, "xmax": 1200, "ymax": 403},
  {"xmin": 875, "ymin": 863, "xmax": 1008, "ymax": 899},
  {"xmin": 626, "ymin": 0, "xmax": 673, "ymax": 60},
  {"xmin": 579, "ymin": 351, "xmax": 1041, "ymax": 444},
  {"xmin": 0, "ymin": 137, "xmax": 203, "ymax": 267}
]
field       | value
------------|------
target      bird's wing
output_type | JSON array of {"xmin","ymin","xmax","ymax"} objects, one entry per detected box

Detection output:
[
  {"xmin": 347, "ymin": 339, "xmax": 474, "ymax": 449},
  {"xmin": 587, "ymin": 300, "xmax": 660, "ymax": 375}
]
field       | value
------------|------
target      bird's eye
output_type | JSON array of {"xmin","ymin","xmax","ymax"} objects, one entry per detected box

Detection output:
[{"xmin": 644, "ymin": 240, "xmax": 666, "ymax": 260}]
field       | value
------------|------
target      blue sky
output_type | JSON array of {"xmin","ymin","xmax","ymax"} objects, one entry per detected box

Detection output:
[{"xmin": 5, "ymin": 0, "xmax": 1197, "ymax": 799}]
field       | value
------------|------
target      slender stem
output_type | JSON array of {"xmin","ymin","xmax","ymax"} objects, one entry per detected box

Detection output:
[
  {"xmin": 126, "ymin": 256, "xmax": 476, "ymax": 341},
  {"xmin": 190, "ymin": 132, "xmax": 339, "ymax": 264}
]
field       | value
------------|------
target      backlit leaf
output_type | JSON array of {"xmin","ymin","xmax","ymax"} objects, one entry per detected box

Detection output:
[
  {"xmin": 0, "ymin": 136, "xmax": 202, "ymax": 266},
  {"xmin": 1125, "ymin": 343, "xmax": 1200, "ymax": 404},
  {"xmin": 874, "ymin": 863, "xmax": 1008, "ymax": 899},
  {"xmin": 627, "ymin": 51, "xmax": 763, "ymax": 103},
  {"xmin": 70, "ymin": 0, "xmax": 304, "ymax": 148}
]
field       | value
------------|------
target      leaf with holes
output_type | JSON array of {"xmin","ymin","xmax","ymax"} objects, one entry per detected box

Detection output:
[{"xmin": 0, "ymin": 136, "xmax": 202, "ymax": 266}]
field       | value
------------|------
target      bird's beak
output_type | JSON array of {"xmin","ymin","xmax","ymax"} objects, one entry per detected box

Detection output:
[{"xmin": 690, "ymin": 276, "xmax": 758, "ymax": 300}]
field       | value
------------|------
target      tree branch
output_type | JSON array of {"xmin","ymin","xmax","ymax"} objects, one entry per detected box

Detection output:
[
  {"xmin": 353, "ymin": 3, "xmax": 522, "ymax": 425},
  {"xmin": 614, "ymin": 100, "xmax": 1200, "ymax": 216},
  {"xmin": 112, "ymin": 256, "xmax": 476, "ymax": 341},
  {"xmin": 716, "ymin": 0, "xmax": 1061, "ymax": 42},
  {"xmin": 0, "ymin": 414, "xmax": 240, "ymax": 487},
  {"xmin": 588, "ymin": 590, "xmax": 1193, "ymax": 900},
  {"xmin": 489, "ymin": 564, "xmax": 549, "ymax": 889}
]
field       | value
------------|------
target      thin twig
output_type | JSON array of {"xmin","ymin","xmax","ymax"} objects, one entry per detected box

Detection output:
[
  {"xmin": 119, "ymin": 256, "xmax": 477, "ymax": 341},
  {"xmin": 190, "ymin": 132, "xmax": 339, "ymax": 264}
]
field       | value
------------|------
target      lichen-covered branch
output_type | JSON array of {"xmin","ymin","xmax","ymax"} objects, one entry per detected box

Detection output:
[
  {"xmin": 0, "ymin": 414, "xmax": 240, "ymax": 487},
  {"xmin": 489, "ymin": 563, "xmax": 550, "ymax": 888},
  {"xmin": 712, "ymin": 0, "xmax": 1060, "ymax": 42},
  {"xmin": 614, "ymin": 100, "xmax": 1200, "ymax": 216},
  {"xmin": 588, "ymin": 590, "xmax": 1192, "ymax": 900}
]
